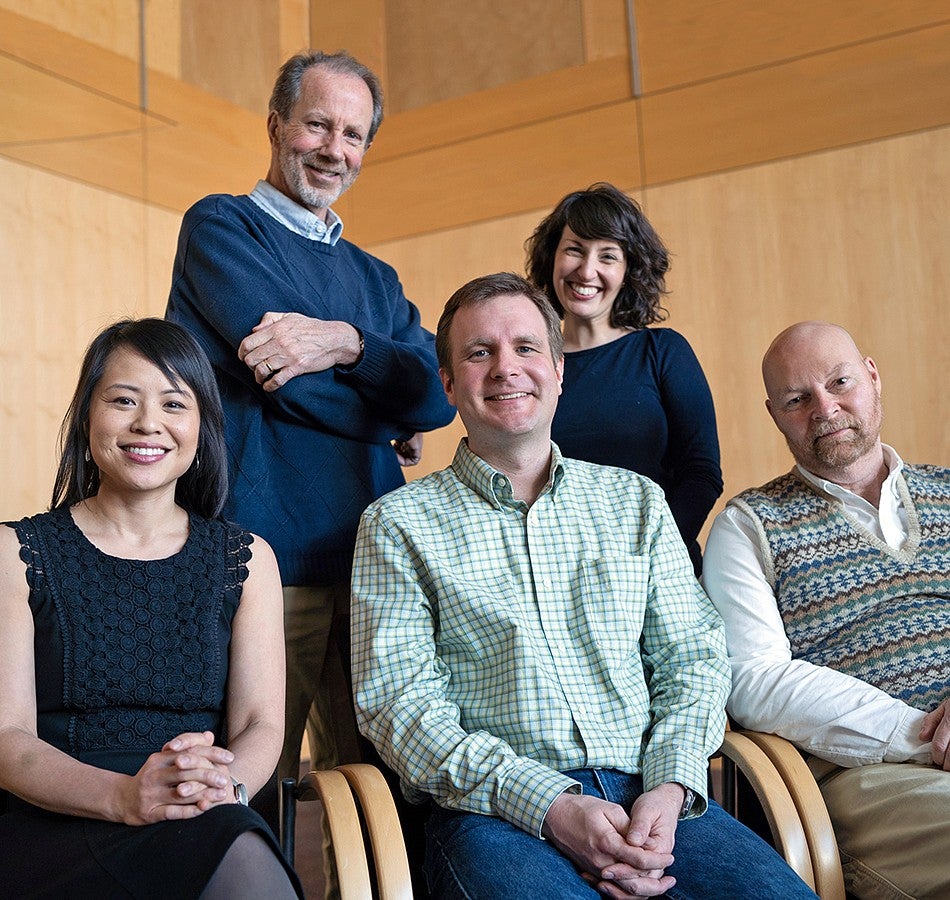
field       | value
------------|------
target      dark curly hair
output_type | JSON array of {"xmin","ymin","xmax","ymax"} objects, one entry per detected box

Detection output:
[
  {"xmin": 525, "ymin": 183, "xmax": 670, "ymax": 330},
  {"xmin": 51, "ymin": 318, "xmax": 228, "ymax": 519}
]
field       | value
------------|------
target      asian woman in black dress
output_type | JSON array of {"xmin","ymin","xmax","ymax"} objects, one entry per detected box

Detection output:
[{"xmin": 0, "ymin": 318, "xmax": 300, "ymax": 897}]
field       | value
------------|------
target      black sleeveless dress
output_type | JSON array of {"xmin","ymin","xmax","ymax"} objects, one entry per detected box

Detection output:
[{"xmin": 0, "ymin": 507, "xmax": 301, "ymax": 898}]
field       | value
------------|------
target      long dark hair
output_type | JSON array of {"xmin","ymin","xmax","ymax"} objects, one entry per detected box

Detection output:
[
  {"xmin": 525, "ymin": 182, "xmax": 670, "ymax": 329},
  {"xmin": 51, "ymin": 318, "xmax": 228, "ymax": 518}
]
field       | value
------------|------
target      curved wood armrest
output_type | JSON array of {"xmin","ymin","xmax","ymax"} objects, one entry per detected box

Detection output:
[
  {"xmin": 738, "ymin": 732, "xmax": 846, "ymax": 900},
  {"xmin": 337, "ymin": 764, "xmax": 413, "ymax": 900},
  {"xmin": 718, "ymin": 731, "xmax": 816, "ymax": 890},
  {"xmin": 300, "ymin": 769, "xmax": 373, "ymax": 900}
]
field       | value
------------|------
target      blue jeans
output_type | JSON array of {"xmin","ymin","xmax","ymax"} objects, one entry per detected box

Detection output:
[{"xmin": 425, "ymin": 768, "xmax": 817, "ymax": 899}]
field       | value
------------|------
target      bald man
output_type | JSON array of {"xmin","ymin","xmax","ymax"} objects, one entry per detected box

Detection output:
[{"xmin": 702, "ymin": 321, "xmax": 950, "ymax": 899}]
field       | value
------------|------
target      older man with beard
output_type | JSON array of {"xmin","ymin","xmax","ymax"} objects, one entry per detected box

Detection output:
[
  {"xmin": 166, "ymin": 51, "xmax": 455, "ymax": 796},
  {"xmin": 702, "ymin": 321, "xmax": 950, "ymax": 900}
]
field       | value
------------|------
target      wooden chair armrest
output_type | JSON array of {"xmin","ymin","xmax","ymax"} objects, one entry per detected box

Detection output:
[
  {"xmin": 737, "ymin": 732, "xmax": 846, "ymax": 900},
  {"xmin": 337, "ymin": 764, "xmax": 413, "ymax": 900},
  {"xmin": 300, "ymin": 769, "xmax": 373, "ymax": 900},
  {"xmin": 718, "ymin": 731, "xmax": 816, "ymax": 890}
]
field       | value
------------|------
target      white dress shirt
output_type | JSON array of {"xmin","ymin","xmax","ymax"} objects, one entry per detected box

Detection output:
[{"xmin": 702, "ymin": 445, "xmax": 932, "ymax": 766}]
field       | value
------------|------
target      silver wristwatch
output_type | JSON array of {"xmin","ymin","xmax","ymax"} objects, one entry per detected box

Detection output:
[
  {"xmin": 231, "ymin": 777, "xmax": 248, "ymax": 806},
  {"xmin": 679, "ymin": 786, "xmax": 697, "ymax": 819}
]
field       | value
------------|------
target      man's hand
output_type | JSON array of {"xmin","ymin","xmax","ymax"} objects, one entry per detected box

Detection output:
[
  {"xmin": 920, "ymin": 699, "xmax": 950, "ymax": 769},
  {"xmin": 596, "ymin": 783, "xmax": 682, "ymax": 897},
  {"xmin": 393, "ymin": 433, "xmax": 423, "ymax": 466},
  {"xmin": 238, "ymin": 311, "xmax": 362, "ymax": 391},
  {"xmin": 542, "ymin": 792, "xmax": 675, "ymax": 897}
]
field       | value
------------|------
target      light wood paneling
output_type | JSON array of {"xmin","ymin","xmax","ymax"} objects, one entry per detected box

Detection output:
[
  {"xmin": 640, "ymin": 23, "xmax": 950, "ymax": 186},
  {"xmin": 180, "ymin": 0, "xmax": 284, "ymax": 115},
  {"xmin": 348, "ymin": 100, "xmax": 640, "ymax": 245},
  {"xmin": 0, "ymin": 159, "xmax": 166, "ymax": 520},
  {"xmin": 279, "ymin": 0, "xmax": 311, "ymax": 59},
  {"xmin": 0, "ymin": 0, "xmax": 141, "ymax": 62},
  {"xmin": 308, "ymin": 0, "xmax": 387, "ymax": 89},
  {"xmin": 384, "ymin": 0, "xmax": 584, "ymax": 113},
  {"xmin": 0, "ymin": 53, "xmax": 142, "ymax": 144},
  {"xmin": 647, "ymin": 125, "xmax": 950, "ymax": 525},
  {"xmin": 145, "ymin": 71, "xmax": 269, "ymax": 210},
  {"xmin": 0, "ymin": 5, "xmax": 139, "ymax": 105},
  {"xmin": 582, "ymin": 0, "xmax": 630, "ymax": 61},
  {"xmin": 635, "ymin": 0, "xmax": 950, "ymax": 92},
  {"xmin": 145, "ymin": 0, "xmax": 183, "ymax": 79},
  {"xmin": 367, "ymin": 55, "xmax": 631, "ymax": 162}
]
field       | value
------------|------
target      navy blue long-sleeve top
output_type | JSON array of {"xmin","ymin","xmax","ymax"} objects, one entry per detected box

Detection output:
[
  {"xmin": 551, "ymin": 328, "xmax": 722, "ymax": 575},
  {"xmin": 166, "ymin": 194, "xmax": 456, "ymax": 585}
]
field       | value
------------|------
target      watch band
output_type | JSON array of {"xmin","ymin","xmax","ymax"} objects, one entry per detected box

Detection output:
[
  {"xmin": 679, "ymin": 786, "xmax": 697, "ymax": 819},
  {"xmin": 231, "ymin": 777, "xmax": 248, "ymax": 806}
]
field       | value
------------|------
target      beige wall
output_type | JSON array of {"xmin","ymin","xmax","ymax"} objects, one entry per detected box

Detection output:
[{"xmin": 1, "ymin": 0, "xmax": 947, "ymax": 528}]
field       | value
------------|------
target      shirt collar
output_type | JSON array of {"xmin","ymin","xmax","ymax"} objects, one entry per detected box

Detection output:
[
  {"xmin": 796, "ymin": 444, "xmax": 904, "ymax": 506},
  {"xmin": 249, "ymin": 179, "xmax": 344, "ymax": 245},
  {"xmin": 450, "ymin": 439, "xmax": 566, "ymax": 509}
]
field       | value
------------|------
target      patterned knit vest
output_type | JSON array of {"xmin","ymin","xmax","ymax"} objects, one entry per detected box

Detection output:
[{"xmin": 732, "ymin": 464, "xmax": 950, "ymax": 713}]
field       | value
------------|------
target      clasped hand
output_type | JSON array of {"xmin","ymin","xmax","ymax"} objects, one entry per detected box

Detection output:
[
  {"xmin": 542, "ymin": 784, "xmax": 682, "ymax": 898},
  {"xmin": 920, "ymin": 698, "xmax": 950, "ymax": 770},
  {"xmin": 238, "ymin": 311, "xmax": 360, "ymax": 391},
  {"xmin": 122, "ymin": 731, "xmax": 235, "ymax": 825}
]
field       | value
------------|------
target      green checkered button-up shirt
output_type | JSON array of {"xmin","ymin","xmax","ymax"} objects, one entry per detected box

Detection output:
[{"xmin": 352, "ymin": 440, "xmax": 730, "ymax": 837}]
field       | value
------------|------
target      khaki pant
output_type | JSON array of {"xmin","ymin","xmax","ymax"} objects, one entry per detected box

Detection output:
[
  {"xmin": 810, "ymin": 759, "xmax": 950, "ymax": 899},
  {"xmin": 280, "ymin": 582, "xmax": 362, "ymax": 900},
  {"xmin": 278, "ymin": 582, "xmax": 362, "ymax": 780}
]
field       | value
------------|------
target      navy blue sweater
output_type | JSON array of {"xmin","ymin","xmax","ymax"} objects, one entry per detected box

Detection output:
[
  {"xmin": 551, "ymin": 328, "xmax": 722, "ymax": 575},
  {"xmin": 166, "ymin": 194, "xmax": 456, "ymax": 585}
]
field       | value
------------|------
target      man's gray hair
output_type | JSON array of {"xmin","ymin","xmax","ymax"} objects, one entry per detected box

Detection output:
[{"xmin": 269, "ymin": 50, "xmax": 384, "ymax": 145}]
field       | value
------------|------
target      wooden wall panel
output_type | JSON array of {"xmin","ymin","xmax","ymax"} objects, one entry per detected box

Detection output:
[
  {"xmin": 367, "ymin": 56, "xmax": 631, "ymax": 162},
  {"xmin": 635, "ymin": 0, "xmax": 950, "ymax": 92},
  {"xmin": 582, "ymin": 0, "xmax": 630, "ymax": 61},
  {"xmin": 180, "ymin": 0, "xmax": 284, "ymax": 115},
  {"xmin": 308, "ymin": 0, "xmax": 387, "ymax": 88},
  {"xmin": 348, "ymin": 100, "xmax": 640, "ymax": 245},
  {"xmin": 384, "ymin": 0, "xmax": 584, "ymax": 113},
  {"xmin": 0, "ymin": 6, "xmax": 139, "ymax": 105},
  {"xmin": 640, "ymin": 23, "xmax": 950, "ymax": 186},
  {"xmin": 0, "ymin": 0, "xmax": 141, "ymax": 62},
  {"xmin": 646, "ymin": 125, "xmax": 950, "ymax": 526},
  {"xmin": 279, "ymin": 0, "xmax": 311, "ymax": 59},
  {"xmin": 0, "ymin": 160, "xmax": 168, "ymax": 520}
]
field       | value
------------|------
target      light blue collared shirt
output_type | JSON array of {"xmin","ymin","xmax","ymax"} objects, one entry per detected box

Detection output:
[{"xmin": 249, "ymin": 179, "xmax": 344, "ymax": 245}]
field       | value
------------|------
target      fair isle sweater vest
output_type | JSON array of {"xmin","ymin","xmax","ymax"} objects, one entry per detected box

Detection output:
[{"xmin": 731, "ymin": 464, "xmax": 950, "ymax": 713}]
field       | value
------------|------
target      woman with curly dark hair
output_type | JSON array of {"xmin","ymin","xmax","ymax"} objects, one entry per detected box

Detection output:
[{"xmin": 526, "ymin": 183, "xmax": 722, "ymax": 575}]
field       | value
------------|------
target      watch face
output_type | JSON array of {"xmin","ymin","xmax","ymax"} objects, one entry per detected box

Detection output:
[
  {"xmin": 680, "ymin": 788, "xmax": 696, "ymax": 819},
  {"xmin": 233, "ymin": 780, "xmax": 249, "ymax": 806}
]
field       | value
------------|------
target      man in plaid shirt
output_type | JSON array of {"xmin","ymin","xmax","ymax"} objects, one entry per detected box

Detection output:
[{"xmin": 351, "ymin": 273, "xmax": 814, "ymax": 899}]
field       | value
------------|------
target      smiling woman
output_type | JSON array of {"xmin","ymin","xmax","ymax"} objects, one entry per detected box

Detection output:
[
  {"xmin": 0, "ymin": 318, "xmax": 301, "ymax": 898},
  {"xmin": 526, "ymin": 183, "xmax": 723, "ymax": 576}
]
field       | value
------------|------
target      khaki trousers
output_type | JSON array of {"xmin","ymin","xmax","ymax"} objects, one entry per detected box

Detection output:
[
  {"xmin": 280, "ymin": 582, "xmax": 362, "ymax": 900},
  {"xmin": 810, "ymin": 759, "xmax": 950, "ymax": 900},
  {"xmin": 279, "ymin": 581, "xmax": 361, "ymax": 779}
]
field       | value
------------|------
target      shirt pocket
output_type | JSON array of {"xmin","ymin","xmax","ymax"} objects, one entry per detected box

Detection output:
[{"xmin": 578, "ymin": 554, "xmax": 650, "ymax": 656}]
